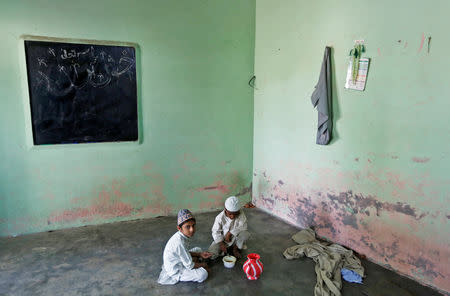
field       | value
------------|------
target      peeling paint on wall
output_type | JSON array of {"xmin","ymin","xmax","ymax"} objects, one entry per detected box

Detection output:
[
  {"xmin": 253, "ymin": 167, "xmax": 449, "ymax": 292},
  {"xmin": 0, "ymin": 158, "xmax": 252, "ymax": 237}
]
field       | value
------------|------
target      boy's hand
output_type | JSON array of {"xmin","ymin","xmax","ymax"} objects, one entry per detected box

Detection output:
[
  {"xmin": 224, "ymin": 231, "xmax": 232, "ymax": 243},
  {"xmin": 200, "ymin": 252, "xmax": 213, "ymax": 259},
  {"xmin": 220, "ymin": 241, "xmax": 228, "ymax": 254}
]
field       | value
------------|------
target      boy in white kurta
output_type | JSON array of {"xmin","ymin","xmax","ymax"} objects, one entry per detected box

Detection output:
[
  {"xmin": 158, "ymin": 209, "xmax": 212, "ymax": 285},
  {"xmin": 208, "ymin": 196, "xmax": 250, "ymax": 259}
]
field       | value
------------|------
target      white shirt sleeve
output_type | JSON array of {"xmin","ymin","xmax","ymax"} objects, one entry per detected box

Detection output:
[
  {"xmin": 177, "ymin": 243, "xmax": 195, "ymax": 270},
  {"xmin": 230, "ymin": 212, "xmax": 247, "ymax": 236},
  {"xmin": 212, "ymin": 213, "xmax": 224, "ymax": 243}
]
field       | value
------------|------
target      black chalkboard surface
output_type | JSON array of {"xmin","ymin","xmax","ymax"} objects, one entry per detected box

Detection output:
[{"xmin": 24, "ymin": 40, "xmax": 138, "ymax": 145}]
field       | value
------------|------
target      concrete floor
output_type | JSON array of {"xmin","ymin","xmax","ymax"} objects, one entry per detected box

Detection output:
[{"xmin": 0, "ymin": 209, "xmax": 443, "ymax": 296}]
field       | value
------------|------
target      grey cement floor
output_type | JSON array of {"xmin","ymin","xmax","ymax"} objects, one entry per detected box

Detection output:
[{"xmin": 0, "ymin": 209, "xmax": 443, "ymax": 296}]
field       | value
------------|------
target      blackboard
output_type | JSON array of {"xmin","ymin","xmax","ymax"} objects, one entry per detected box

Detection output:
[{"xmin": 24, "ymin": 40, "xmax": 138, "ymax": 145}]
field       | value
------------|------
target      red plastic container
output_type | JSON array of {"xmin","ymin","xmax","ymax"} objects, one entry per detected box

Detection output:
[{"xmin": 243, "ymin": 253, "xmax": 264, "ymax": 280}]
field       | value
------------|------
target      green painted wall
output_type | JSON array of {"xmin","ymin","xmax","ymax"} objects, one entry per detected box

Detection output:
[
  {"xmin": 0, "ymin": 0, "xmax": 255, "ymax": 236},
  {"xmin": 253, "ymin": 0, "xmax": 449, "ymax": 293}
]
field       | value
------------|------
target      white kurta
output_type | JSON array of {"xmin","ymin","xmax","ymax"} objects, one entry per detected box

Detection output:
[
  {"xmin": 158, "ymin": 231, "xmax": 207, "ymax": 285},
  {"xmin": 211, "ymin": 210, "xmax": 248, "ymax": 246}
]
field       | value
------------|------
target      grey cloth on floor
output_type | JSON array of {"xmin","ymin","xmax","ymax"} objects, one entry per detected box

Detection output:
[
  {"xmin": 311, "ymin": 46, "xmax": 332, "ymax": 145},
  {"xmin": 283, "ymin": 228, "xmax": 364, "ymax": 296}
]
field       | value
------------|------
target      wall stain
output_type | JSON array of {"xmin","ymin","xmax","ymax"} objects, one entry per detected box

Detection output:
[
  {"xmin": 254, "ymin": 168, "xmax": 448, "ymax": 291},
  {"xmin": 317, "ymin": 221, "xmax": 337, "ymax": 235},
  {"xmin": 325, "ymin": 191, "xmax": 427, "ymax": 220},
  {"xmin": 418, "ymin": 32, "xmax": 425, "ymax": 53},
  {"xmin": 294, "ymin": 196, "xmax": 317, "ymax": 226},
  {"xmin": 196, "ymin": 181, "xmax": 229, "ymax": 194},
  {"xmin": 412, "ymin": 157, "xmax": 430, "ymax": 163},
  {"xmin": 202, "ymin": 186, "xmax": 222, "ymax": 190},
  {"xmin": 261, "ymin": 196, "xmax": 275, "ymax": 208},
  {"xmin": 235, "ymin": 182, "xmax": 252, "ymax": 197},
  {"xmin": 407, "ymin": 256, "xmax": 444, "ymax": 279},
  {"xmin": 342, "ymin": 215, "xmax": 359, "ymax": 229},
  {"xmin": 361, "ymin": 235, "xmax": 378, "ymax": 254},
  {"xmin": 359, "ymin": 236, "xmax": 401, "ymax": 263},
  {"xmin": 49, "ymin": 176, "xmax": 173, "ymax": 224},
  {"xmin": 275, "ymin": 194, "xmax": 288, "ymax": 202}
]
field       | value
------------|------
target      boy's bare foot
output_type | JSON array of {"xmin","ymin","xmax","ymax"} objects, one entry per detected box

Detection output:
[{"xmin": 232, "ymin": 245, "xmax": 242, "ymax": 259}]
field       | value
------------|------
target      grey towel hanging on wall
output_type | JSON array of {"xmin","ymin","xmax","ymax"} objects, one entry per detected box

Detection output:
[{"xmin": 311, "ymin": 46, "xmax": 332, "ymax": 145}]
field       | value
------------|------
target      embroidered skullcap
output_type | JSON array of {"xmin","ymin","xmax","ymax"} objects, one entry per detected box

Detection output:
[{"xmin": 177, "ymin": 209, "xmax": 194, "ymax": 226}]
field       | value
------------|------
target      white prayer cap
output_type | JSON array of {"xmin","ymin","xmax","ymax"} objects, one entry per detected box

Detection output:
[{"xmin": 225, "ymin": 196, "xmax": 241, "ymax": 212}]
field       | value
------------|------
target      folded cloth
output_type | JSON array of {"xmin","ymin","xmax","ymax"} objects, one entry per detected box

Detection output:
[{"xmin": 341, "ymin": 268, "xmax": 363, "ymax": 284}]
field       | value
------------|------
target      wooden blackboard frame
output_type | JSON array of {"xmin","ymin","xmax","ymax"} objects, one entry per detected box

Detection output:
[{"xmin": 19, "ymin": 35, "xmax": 142, "ymax": 148}]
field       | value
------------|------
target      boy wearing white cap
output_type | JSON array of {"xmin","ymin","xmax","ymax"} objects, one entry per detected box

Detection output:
[
  {"xmin": 158, "ymin": 209, "xmax": 212, "ymax": 285},
  {"xmin": 208, "ymin": 196, "xmax": 250, "ymax": 259}
]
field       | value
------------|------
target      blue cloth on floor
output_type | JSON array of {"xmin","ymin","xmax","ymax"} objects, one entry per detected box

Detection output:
[{"xmin": 341, "ymin": 268, "xmax": 363, "ymax": 284}]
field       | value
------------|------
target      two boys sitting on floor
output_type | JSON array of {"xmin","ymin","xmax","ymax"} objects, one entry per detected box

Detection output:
[{"xmin": 158, "ymin": 196, "xmax": 250, "ymax": 285}]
